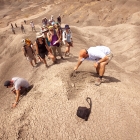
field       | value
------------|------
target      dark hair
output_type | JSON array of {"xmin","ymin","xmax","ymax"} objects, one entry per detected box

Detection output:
[{"xmin": 4, "ymin": 81, "xmax": 11, "ymax": 88}]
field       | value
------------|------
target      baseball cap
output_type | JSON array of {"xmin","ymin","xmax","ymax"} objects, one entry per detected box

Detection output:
[{"xmin": 4, "ymin": 81, "xmax": 11, "ymax": 88}]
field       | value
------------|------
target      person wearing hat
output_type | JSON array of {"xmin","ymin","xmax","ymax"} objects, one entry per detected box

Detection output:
[
  {"xmin": 4, "ymin": 77, "xmax": 30, "ymax": 108},
  {"xmin": 62, "ymin": 25, "xmax": 73, "ymax": 56},
  {"xmin": 35, "ymin": 32, "xmax": 56, "ymax": 67},
  {"xmin": 47, "ymin": 26, "xmax": 64, "ymax": 59},
  {"xmin": 74, "ymin": 46, "xmax": 113, "ymax": 86},
  {"xmin": 22, "ymin": 39, "xmax": 37, "ymax": 67}
]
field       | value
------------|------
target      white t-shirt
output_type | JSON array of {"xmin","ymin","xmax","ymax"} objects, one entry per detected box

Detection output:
[
  {"xmin": 12, "ymin": 77, "xmax": 29, "ymax": 90},
  {"xmin": 82, "ymin": 46, "xmax": 110, "ymax": 61},
  {"xmin": 30, "ymin": 22, "xmax": 34, "ymax": 27}
]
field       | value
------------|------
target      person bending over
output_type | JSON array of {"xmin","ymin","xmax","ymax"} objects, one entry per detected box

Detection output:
[
  {"xmin": 74, "ymin": 46, "xmax": 113, "ymax": 86},
  {"xmin": 4, "ymin": 77, "xmax": 30, "ymax": 108}
]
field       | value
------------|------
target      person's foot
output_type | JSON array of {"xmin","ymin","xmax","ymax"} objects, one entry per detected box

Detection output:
[
  {"xmin": 45, "ymin": 64, "xmax": 49, "ymax": 68},
  {"xmin": 65, "ymin": 52, "xmax": 69, "ymax": 56},
  {"xmin": 34, "ymin": 63, "xmax": 38, "ymax": 67},
  {"xmin": 95, "ymin": 78, "xmax": 102, "ymax": 86},
  {"xmin": 53, "ymin": 61, "xmax": 57, "ymax": 64},
  {"xmin": 33, "ymin": 66, "xmax": 37, "ymax": 68}
]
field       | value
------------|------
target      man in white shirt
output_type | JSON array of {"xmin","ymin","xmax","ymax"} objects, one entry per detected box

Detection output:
[
  {"xmin": 74, "ymin": 46, "xmax": 113, "ymax": 86},
  {"xmin": 4, "ymin": 77, "xmax": 30, "ymax": 108}
]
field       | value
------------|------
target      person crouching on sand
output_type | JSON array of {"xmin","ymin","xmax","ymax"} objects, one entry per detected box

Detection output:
[
  {"xmin": 74, "ymin": 46, "xmax": 113, "ymax": 86},
  {"xmin": 4, "ymin": 77, "xmax": 30, "ymax": 108}
]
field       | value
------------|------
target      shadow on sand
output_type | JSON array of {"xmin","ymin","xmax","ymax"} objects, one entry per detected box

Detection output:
[
  {"xmin": 21, "ymin": 84, "xmax": 34, "ymax": 96},
  {"xmin": 91, "ymin": 72, "xmax": 121, "ymax": 83},
  {"xmin": 56, "ymin": 54, "xmax": 78, "ymax": 64}
]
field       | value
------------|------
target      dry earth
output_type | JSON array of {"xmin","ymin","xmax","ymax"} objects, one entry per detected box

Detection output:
[{"xmin": 0, "ymin": 0, "xmax": 140, "ymax": 140}]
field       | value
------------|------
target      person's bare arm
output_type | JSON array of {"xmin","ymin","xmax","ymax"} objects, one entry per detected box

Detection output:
[
  {"xmin": 94, "ymin": 56, "xmax": 109, "ymax": 68},
  {"xmin": 12, "ymin": 90, "xmax": 20, "ymax": 108},
  {"xmin": 56, "ymin": 29, "xmax": 61, "ymax": 42},
  {"xmin": 34, "ymin": 42, "xmax": 39, "ymax": 55},
  {"xmin": 22, "ymin": 47, "xmax": 26, "ymax": 56},
  {"xmin": 74, "ymin": 61, "xmax": 82, "ymax": 71},
  {"xmin": 45, "ymin": 43, "xmax": 51, "ymax": 53},
  {"xmin": 74, "ymin": 57, "xmax": 83, "ymax": 71},
  {"xmin": 47, "ymin": 32, "xmax": 52, "ymax": 42}
]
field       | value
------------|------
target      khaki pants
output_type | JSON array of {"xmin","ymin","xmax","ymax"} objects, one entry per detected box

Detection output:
[
  {"xmin": 106, "ymin": 52, "xmax": 113, "ymax": 63},
  {"xmin": 51, "ymin": 46, "xmax": 62, "ymax": 58}
]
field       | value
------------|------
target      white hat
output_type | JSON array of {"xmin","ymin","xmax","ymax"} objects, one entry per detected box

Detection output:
[
  {"xmin": 42, "ymin": 28, "xmax": 48, "ymax": 33},
  {"xmin": 36, "ymin": 32, "xmax": 44, "ymax": 38}
]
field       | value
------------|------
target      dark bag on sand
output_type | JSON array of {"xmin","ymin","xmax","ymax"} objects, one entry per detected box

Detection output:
[{"xmin": 76, "ymin": 97, "xmax": 92, "ymax": 121}]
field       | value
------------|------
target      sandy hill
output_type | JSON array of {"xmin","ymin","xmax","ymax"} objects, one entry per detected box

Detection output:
[{"xmin": 0, "ymin": 0, "xmax": 140, "ymax": 140}]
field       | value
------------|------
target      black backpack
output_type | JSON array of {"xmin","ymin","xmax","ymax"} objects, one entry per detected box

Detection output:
[{"xmin": 76, "ymin": 97, "xmax": 92, "ymax": 121}]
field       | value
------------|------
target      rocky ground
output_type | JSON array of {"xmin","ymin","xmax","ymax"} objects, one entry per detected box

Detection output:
[{"xmin": 0, "ymin": 0, "xmax": 140, "ymax": 140}]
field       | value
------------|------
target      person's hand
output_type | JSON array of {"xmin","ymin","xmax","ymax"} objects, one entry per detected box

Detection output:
[
  {"xmin": 74, "ymin": 66, "xmax": 78, "ymax": 71},
  {"xmin": 94, "ymin": 62, "xmax": 98, "ymax": 68},
  {"xmin": 53, "ymin": 40, "xmax": 59, "ymax": 45},
  {"xmin": 12, "ymin": 102, "xmax": 17, "ymax": 108}
]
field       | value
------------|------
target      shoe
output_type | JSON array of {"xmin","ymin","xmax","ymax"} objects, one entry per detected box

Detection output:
[
  {"xmin": 45, "ymin": 64, "xmax": 49, "ymax": 68},
  {"xmin": 33, "ymin": 64, "xmax": 37, "ymax": 67},
  {"xmin": 65, "ymin": 53, "xmax": 69, "ymax": 57},
  {"xmin": 53, "ymin": 61, "xmax": 57, "ymax": 64},
  {"xmin": 95, "ymin": 78, "xmax": 102, "ymax": 86},
  {"xmin": 61, "ymin": 56, "xmax": 64, "ymax": 60}
]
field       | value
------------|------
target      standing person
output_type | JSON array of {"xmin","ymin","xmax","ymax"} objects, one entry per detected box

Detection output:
[
  {"xmin": 15, "ymin": 23, "xmax": 18, "ymax": 28},
  {"xmin": 74, "ymin": 46, "xmax": 113, "ymax": 86},
  {"xmin": 54, "ymin": 22, "xmax": 63, "ymax": 47},
  {"xmin": 62, "ymin": 25, "xmax": 73, "ymax": 56},
  {"xmin": 21, "ymin": 23, "xmax": 25, "ymax": 33},
  {"xmin": 47, "ymin": 26, "xmax": 64, "ymax": 59},
  {"xmin": 12, "ymin": 28, "xmax": 15, "ymax": 34},
  {"xmin": 4, "ymin": 77, "xmax": 30, "ymax": 108},
  {"xmin": 42, "ymin": 28, "xmax": 52, "ymax": 53},
  {"xmin": 11, "ymin": 23, "xmax": 13, "ymax": 28},
  {"xmin": 57, "ymin": 14, "xmax": 61, "ymax": 25},
  {"xmin": 44, "ymin": 17, "xmax": 48, "ymax": 26},
  {"xmin": 50, "ymin": 15, "xmax": 55, "ymax": 22},
  {"xmin": 24, "ymin": 20, "xmax": 26, "ymax": 24},
  {"xmin": 22, "ymin": 39, "xmax": 37, "ymax": 67},
  {"xmin": 35, "ymin": 32, "xmax": 56, "ymax": 67},
  {"xmin": 30, "ymin": 21, "xmax": 36, "ymax": 31},
  {"xmin": 42, "ymin": 18, "xmax": 45, "ymax": 26}
]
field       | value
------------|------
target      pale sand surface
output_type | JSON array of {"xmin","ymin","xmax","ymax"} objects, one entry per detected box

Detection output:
[{"xmin": 0, "ymin": 0, "xmax": 140, "ymax": 140}]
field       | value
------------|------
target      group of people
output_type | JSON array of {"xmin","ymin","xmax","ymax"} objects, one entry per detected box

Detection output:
[
  {"xmin": 23, "ymin": 22, "xmax": 73, "ymax": 68},
  {"xmin": 11, "ymin": 23, "xmax": 17, "ymax": 34},
  {"xmin": 42, "ymin": 15, "xmax": 61, "ymax": 27},
  {"xmin": 10, "ymin": 20, "xmax": 36, "ymax": 34},
  {"xmin": 5, "ymin": 15, "xmax": 113, "ymax": 108}
]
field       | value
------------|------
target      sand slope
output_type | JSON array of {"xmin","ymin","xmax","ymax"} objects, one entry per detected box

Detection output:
[{"xmin": 0, "ymin": 0, "xmax": 140, "ymax": 140}]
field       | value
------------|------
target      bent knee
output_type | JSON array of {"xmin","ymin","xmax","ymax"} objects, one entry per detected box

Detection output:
[{"xmin": 100, "ymin": 62, "xmax": 108, "ymax": 67}]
